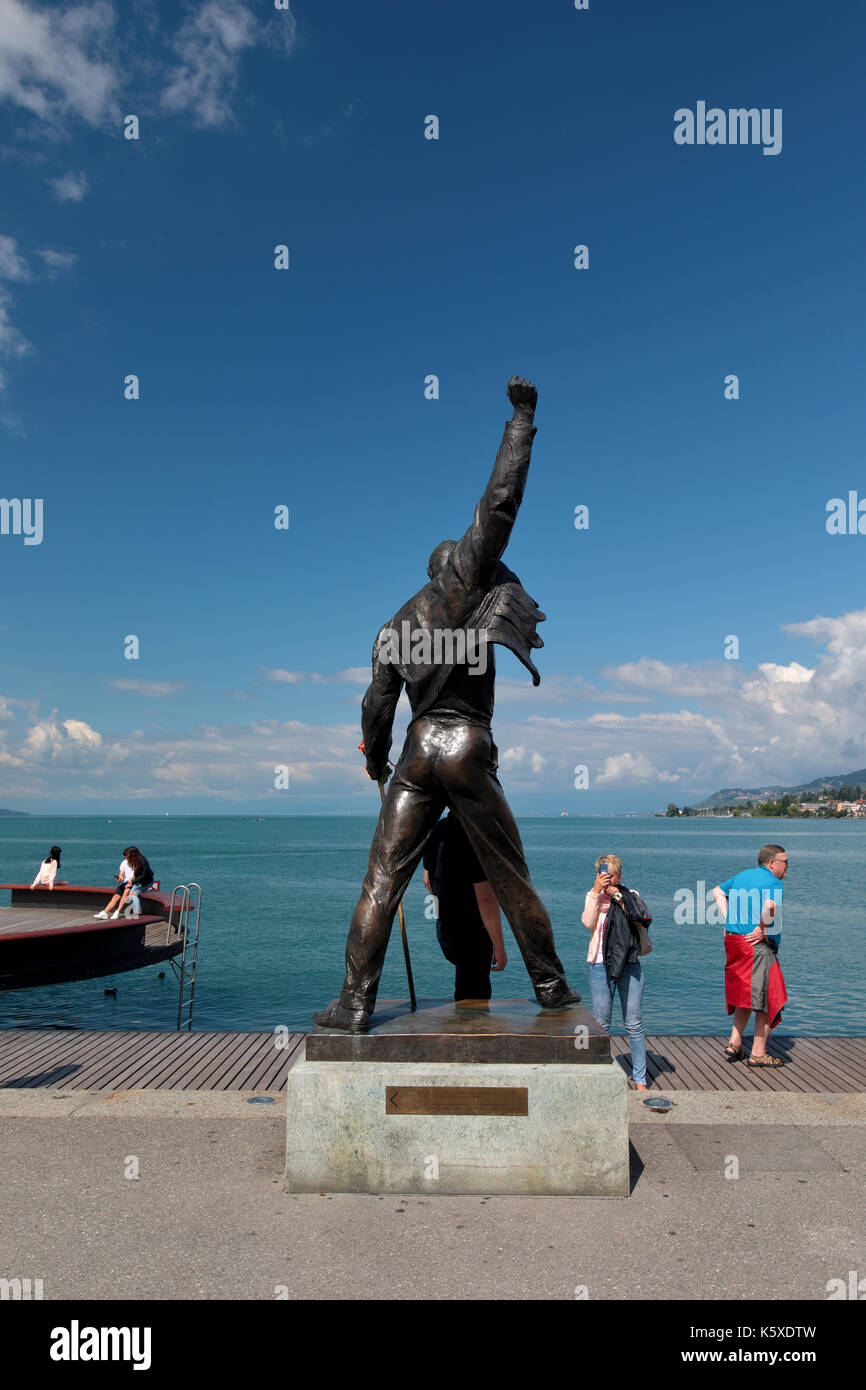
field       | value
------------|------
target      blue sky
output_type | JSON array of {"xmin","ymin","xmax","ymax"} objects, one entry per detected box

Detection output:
[{"xmin": 1, "ymin": 0, "xmax": 865, "ymax": 814}]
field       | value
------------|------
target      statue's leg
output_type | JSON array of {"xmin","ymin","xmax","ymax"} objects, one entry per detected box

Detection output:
[
  {"xmin": 328, "ymin": 735, "xmax": 445, "ymax": 1026},
  {"xmin": 445, "ymin": 727, "xmax": 579, "ymax": 1008}
]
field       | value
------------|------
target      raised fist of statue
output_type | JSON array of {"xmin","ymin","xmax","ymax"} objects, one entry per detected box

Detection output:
[{"xmin": 507, "ymin": 375, "xmax": 538, "ymax": 416}]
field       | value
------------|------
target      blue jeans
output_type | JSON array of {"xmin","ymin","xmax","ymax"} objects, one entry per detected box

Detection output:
[
  {"xmin": 128, "ymin": 882, "xmax": 153, "ymax": 916},
  {"xmin": 589, "ymin": 961, "xmax": 647, "ymax": 1085}
]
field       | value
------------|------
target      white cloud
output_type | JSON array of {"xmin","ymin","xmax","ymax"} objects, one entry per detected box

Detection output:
[
  {"xmin": 160, "ymin": 0, "xmax": 295, "ymax": 129},
  {"xmin": 499, "ymin": 746, "xmax": 548, "ymax": 775},
  {"xmin": 0, "ymin": 233, "xmax": 29, "ymax": 280},
  {"xmin": 0, "ymin": 1, "xmax": 301, "ymax": 151},
  {"xmin": 599, "ymin": 656, "xmax": 737, "ymax": 701},
  {"xmin": 47, "ymin": 169, "xmax": 89, "ymax": 200},
  {"xmin": 36, "ymin": 247, "xmax": 76, "ymax": 273},
  {"xmin": 262, "ymin": 667, "xmax": 304, "ymax": 684},
  {"xmin": 755, "ymin": 661, "xmax": 813, "ymax": 685},
  {"xmin": 62, "ymin": 717, "xmax": 102, "ymax": 750},
  {"xmin": 520, "ymin": 610, "xmax": 866, "ymax": 794},
  {"xmin": 153, "ymin": 761, "xmax": 199, "ymax": 785},
  {"xmin": 0, "ymin": 0, "xmax": 120, "ymax": 128},
  {"xmin": 23, "ymin": 711, "xmax": 102, "ymax": 762},
  {"xmin": 595, "ymin": 752, "xmax": 679, "ymax": 786},
  {"xmin": 0, "ymin": 237, "xmax": 73, "ymax": 393},
  {"xmin": 0, "ymin": 285, "xmax": 33, "ymax": 391},
  {"xmin": 0, "ymin": 233, "xmax": 80, "ymax": 402},
  {"xmin": 262, "ymin": 666, "xmax": 368, "ymax": 686},
  {"xmin": 108, "ymin": 678, "xmax": 187, "ymax": 696},
  {"xmin": 0, "ymin": 697, "xmax": 371, "ymax": 801}
]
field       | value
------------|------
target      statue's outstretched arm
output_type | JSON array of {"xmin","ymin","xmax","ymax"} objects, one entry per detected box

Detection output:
[{"xmin": 449, "ymin": 376, "xmax": 538, "ymax": 594}]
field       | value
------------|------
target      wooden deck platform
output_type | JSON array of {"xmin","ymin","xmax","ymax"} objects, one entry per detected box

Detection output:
[
  {"xmin": 0, "ymin": 908, "xmax": 178, "ymax": 953},
  {"xmin": 0, "ymin": 885, "xmax": 190, "ymax": 993},
  {"xmin": 0, "ymin": 906, "xmax": 97, "ymax": 936},
  {"xmin": 0, "ymin": 906, "xmax": 167, "ymax": 937},
  {"xmin": 0, "ymin": 1031, "xmax": 863, "ymax": 1093}
]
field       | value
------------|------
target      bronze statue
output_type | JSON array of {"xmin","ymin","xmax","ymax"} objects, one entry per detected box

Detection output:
[{"xmin": 313, "ymin": 376, "xmax": 579, "ymax": 1032}]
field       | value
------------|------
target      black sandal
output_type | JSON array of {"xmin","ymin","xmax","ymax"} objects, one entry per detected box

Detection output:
[{"xmin": 724, "ymin": 1045, "xmax": 744, "ymax": 1062}]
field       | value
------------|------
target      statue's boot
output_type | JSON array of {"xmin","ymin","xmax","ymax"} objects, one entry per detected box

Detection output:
[
  {"xmin": 536, "ymin": 983, "xmax": 582, "ymax": 1009},
  {"xmin": 312, "ymin": 998, "xmax": 371, "ymax": 1033}
]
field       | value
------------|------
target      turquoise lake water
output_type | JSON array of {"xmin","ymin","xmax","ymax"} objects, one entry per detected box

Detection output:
[{"xmin": 0, "ymin": 815, "xmax": 861, "ymax": 1034}]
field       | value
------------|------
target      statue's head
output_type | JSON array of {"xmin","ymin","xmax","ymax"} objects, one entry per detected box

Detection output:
[{"xmin": 427, "ymin": 540, "xmax": 456, "ymax": 581}]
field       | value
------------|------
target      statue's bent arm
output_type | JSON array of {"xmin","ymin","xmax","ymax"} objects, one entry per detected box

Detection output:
[{"xmin": 360, "ymin": 631, "xmax": 403, "ymax": 779}]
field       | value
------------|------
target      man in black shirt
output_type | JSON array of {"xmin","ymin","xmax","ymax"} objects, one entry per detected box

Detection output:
[{"xmin": 423, "ymin": 812, "xmax": 507, "ymax": 1001}]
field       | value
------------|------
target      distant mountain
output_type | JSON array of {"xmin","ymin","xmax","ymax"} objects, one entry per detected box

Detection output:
[
  {"xmin": 0, "ymin": 809, "xmax": 28, "ymax": 816},
  {"xmin": 693, "ymin": 769, "xmax": 866, "ymax": 809}
]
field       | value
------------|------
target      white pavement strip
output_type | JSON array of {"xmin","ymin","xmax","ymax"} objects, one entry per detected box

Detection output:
[{"xmin": 0, "ymin": 1087, "xmax": 863, "ymax": 1124}]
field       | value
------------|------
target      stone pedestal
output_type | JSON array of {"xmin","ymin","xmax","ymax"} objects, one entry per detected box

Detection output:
[{"xmin": 286, "ymin": 999, "xmax": 629, "ymax": 1196}]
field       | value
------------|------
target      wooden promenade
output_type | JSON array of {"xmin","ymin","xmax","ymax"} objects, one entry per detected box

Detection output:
[{"xmin": 0, "ymin": 1030, "xmax": 863, "ymax": 1093}]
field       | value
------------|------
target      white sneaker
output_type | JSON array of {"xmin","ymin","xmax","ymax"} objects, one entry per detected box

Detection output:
[
  {"xmin": 94, "ymin": 910, "xmax": 109, "ymax": 919},
  {"xmin": 110, "ymin": 910, "xmax": 120, "ymax": 920}
]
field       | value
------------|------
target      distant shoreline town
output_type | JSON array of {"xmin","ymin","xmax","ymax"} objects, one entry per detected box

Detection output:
[{"xmin": 665, "ymin": 768, "xmax": 866, "ymax": 819}]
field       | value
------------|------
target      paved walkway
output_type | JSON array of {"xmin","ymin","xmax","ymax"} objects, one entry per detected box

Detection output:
[{"xmin": 0, "ymin": 1086, "xmax": 862, "ymax": 1300}]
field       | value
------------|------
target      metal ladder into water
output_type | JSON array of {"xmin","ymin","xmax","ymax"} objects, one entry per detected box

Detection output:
[{"xmin": 166, "ymin": 883, "xmax": 202, "ymax": 1030}]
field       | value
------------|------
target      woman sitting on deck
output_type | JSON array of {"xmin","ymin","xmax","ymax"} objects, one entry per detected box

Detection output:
[
  {"xmin": 93, "ymin": 845, "xmax": 134, "ymax": 922},
  {"xmin": 116, "ymin": 848, "xmax": 156, "ymax": 918},
  {"xmin": 30, "ymin": 846, "xmax": 62, "ymax": 891},
  {"xmin": 95, "ymin": 845, "xmax": 154, "ymax": 922}
]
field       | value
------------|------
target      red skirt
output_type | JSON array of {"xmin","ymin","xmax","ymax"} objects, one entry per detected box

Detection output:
[{"xmin": 725, "ymin": 933, "xmax": 788, "ymax": 1029}]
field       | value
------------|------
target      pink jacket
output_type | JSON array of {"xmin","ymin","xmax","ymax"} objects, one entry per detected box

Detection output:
[
  {"xmin": 582, "ymin": 889, "xmax": 612, "ymax": 963},
  {"xmin": 31, "ymin": 858, "xmax": 59, "ymax": 888}
]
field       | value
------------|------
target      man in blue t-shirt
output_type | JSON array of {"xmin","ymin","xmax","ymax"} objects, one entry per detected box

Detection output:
[{"xmin": 712, "ymin": 844, "xmax": 788, "ymax": 1067}]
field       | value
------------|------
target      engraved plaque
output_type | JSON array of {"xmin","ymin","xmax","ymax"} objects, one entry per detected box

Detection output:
[{"xmin": 385, "ymin": 1085, "xmax": 528, "ymax": 1116}]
